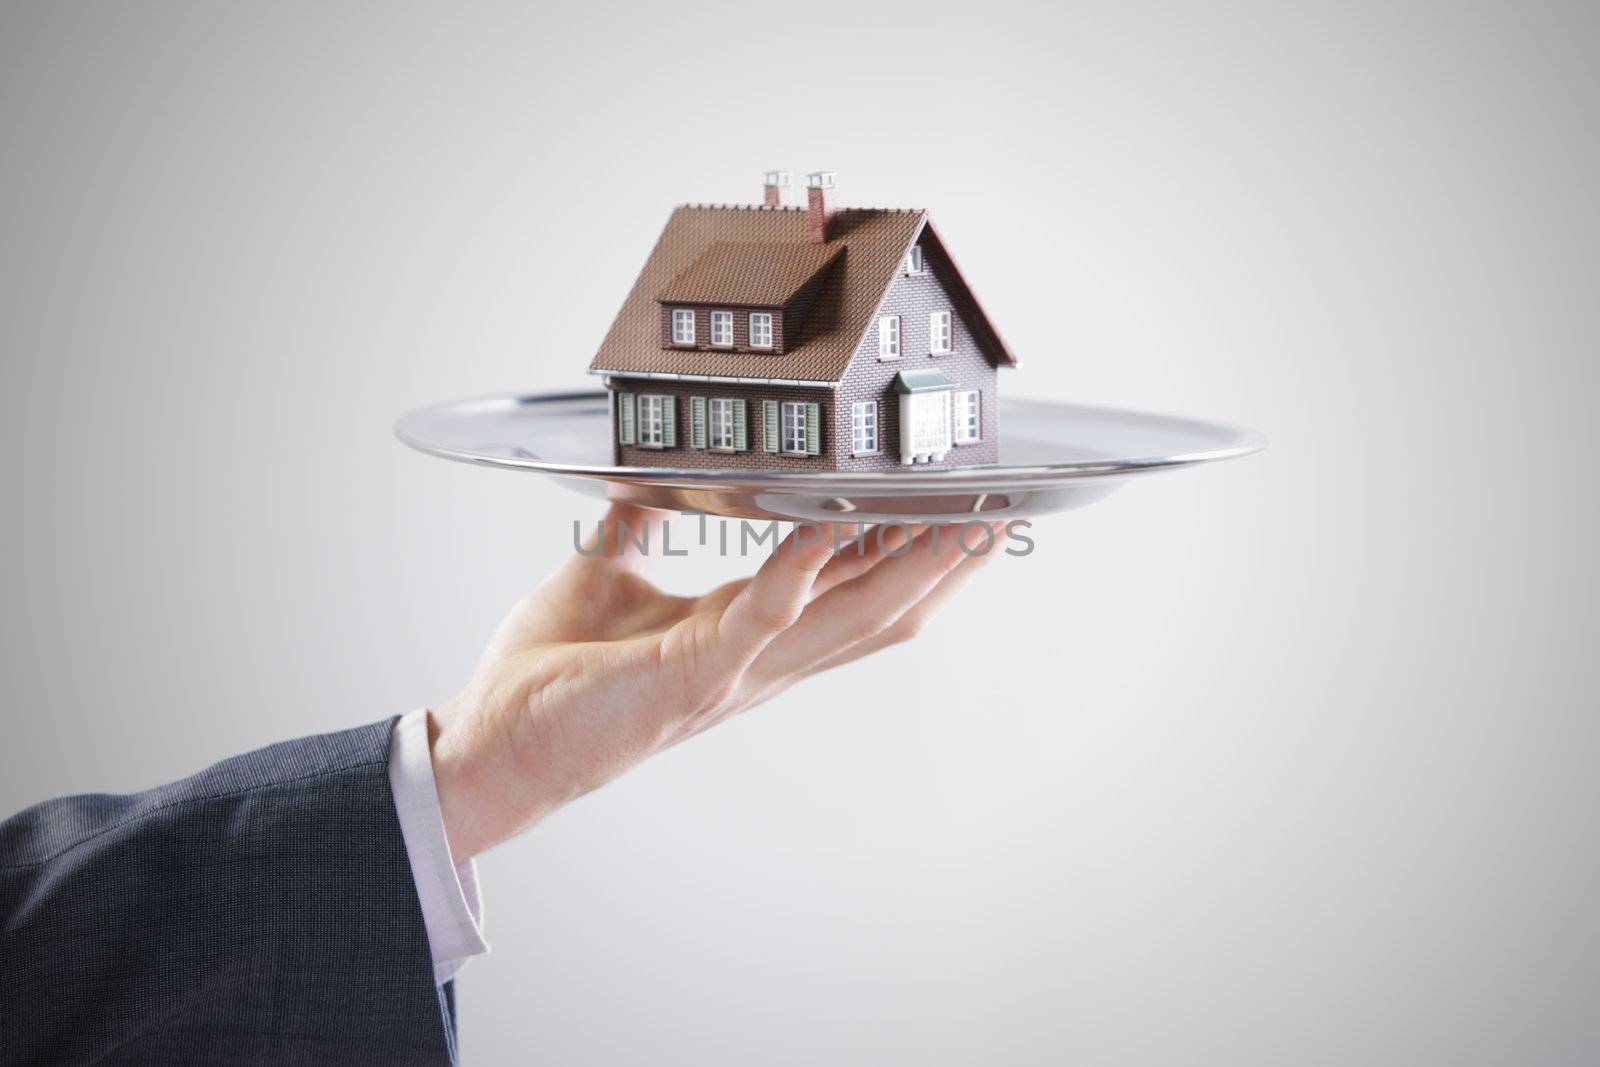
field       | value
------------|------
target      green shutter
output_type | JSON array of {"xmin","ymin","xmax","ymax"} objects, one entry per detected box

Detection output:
[
  {"xmin": 805, "ymin": 402, "xmax": 821, "ymax": 455},
  {"xmin": 690, "ymin": 396, "xmax": 706, "ymax": 449},
  {"xmin": 661, "ymin": 396, "xmax": 676, "ymax": 448},
  {"xmin": 732, "ymin": 399, "xmax": 748, "ymax": 451},
  {"xmin": 763, "ymin": 400, "xmax": 779, "ymax": 453},
  {"xmin": 618, "ymin": 392, "xmax": 635, "ymax": 445}
]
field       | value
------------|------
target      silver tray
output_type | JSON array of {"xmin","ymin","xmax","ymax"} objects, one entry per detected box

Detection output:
[{"xmin": 394, "ymin": 391, "xmax": 1266, "ymax": 523}]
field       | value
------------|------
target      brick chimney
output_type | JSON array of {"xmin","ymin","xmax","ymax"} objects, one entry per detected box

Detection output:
[
  {"xmin": 806, "ymin": 171, "xmax": 837, "ymax": 243},
  {"xmin": 762, "ymin": 170, "xmax": 791, "ymax": 208}
]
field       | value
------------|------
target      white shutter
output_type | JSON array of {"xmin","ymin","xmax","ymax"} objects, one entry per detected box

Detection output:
[
  {"xmin": 690, "ymin": 396, "xmax": 706, "ymax": 448},
  {"xmin": 763, "ymin": 400, "xmax": 779, "ymax": 452},
  {"xmin": 617, "ymin": 392, "xmax": 635, "ymax": 445}
]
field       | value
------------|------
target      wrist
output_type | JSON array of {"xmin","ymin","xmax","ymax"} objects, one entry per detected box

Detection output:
[{"xmin": 428, "ymin": 707, "xmax": 497, "ymax": 864}]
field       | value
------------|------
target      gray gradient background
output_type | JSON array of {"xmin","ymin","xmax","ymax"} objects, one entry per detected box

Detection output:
[{"xmin": 2, "ymin": 2, "xmax": 1596, "ymax": 1064}]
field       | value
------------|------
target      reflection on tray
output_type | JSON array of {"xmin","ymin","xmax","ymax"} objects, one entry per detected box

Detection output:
[{"xmin": 821, "ymin": 493, "xmax": 1011, "ymax": 515}]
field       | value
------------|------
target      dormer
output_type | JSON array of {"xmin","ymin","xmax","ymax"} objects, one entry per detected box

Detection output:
[{"xmin": 656, "ymin": 240, "xmax": 843, "ymax": 355}]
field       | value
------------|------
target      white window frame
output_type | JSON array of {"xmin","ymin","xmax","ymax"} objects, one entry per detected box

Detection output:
[
  {"xmin": 671, "ymin": 308, "xmax": 695, "ymax": 345},
  {"xmin": 851, "ymin": 400, "xmax": 879, "ymax": 456},
  {"xmin": 781, "ymin": 401, "xmax": 808, "ymax": 455},
  {"xmin": 954, "ymin": 390, "xmax": 980, "ymax": 443},
  {"xmin": 637, "ymin": 394, "xmax": 666, "ymax": 447},
  {"xmin": 708, "ymin": 397, "xmax": 736, "ymax": 450},
  {"xmin": 710, "ymin": 310, "xmax": 733, "ymax": 347},
  {"xmin": 930, "ymin": 310, "xmax": 953, "ymax": 354},
  {"xmin": 906, "ymin": 245, "xmax": 925, "ymax": 274},
  {"xmin": 878, "ymin": 315, "xmax": 900, "ymax": 360},
  {"xmin": 749, "ymin": 312, "xmax": 773, "ymax": 349},
  {"xmin": 909, "ymin": 391, "xmax": 951, "ymax": 457}
]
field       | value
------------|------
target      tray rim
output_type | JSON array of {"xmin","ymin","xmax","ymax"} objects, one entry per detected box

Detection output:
[{"xmin": 394, "ymin": 390, "xmax": 1267, "ymax": 492}]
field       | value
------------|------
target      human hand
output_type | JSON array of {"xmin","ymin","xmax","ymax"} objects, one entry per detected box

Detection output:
[{"xmin": 429, "ymin": 504, "xmax": 1004, "ymax": 862}]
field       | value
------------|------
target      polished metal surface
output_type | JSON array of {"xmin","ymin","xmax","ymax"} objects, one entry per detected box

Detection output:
[{"xmin": 394, "ymin": 392, "xmax": 1266, "ymax": 523}]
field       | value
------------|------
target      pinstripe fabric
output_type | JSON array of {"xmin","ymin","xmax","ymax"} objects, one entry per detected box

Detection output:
[{"xmin": 0, "ymin": 718, "xmax": 456, "ymax": 1065}]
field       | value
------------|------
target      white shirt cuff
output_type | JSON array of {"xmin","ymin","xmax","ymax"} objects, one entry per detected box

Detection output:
[{"xmin": 388, "ymin": 707, "xmax": 490, "ymax": 984}]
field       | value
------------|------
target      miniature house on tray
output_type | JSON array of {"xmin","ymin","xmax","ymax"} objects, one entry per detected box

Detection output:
[{"xmin": 589, "ymin": 171, "xmax": 1017, "ymax": 471}]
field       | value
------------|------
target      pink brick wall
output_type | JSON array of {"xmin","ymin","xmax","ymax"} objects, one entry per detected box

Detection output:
[
  {"xmin": 832, "ymin": 238, "xmax": 1000, "ymax": 471},
  {"xmin": 611, "ymin": 380, "xmax": 833, "ymax": 471},
  {"xmin": 611, "ymin": 237, "xmax": 1002, "ymax": 472}
]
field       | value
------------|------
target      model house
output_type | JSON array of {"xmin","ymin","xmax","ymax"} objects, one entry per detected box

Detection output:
[{"xmin": 589, "ymin": 171, "xmax": 1017, "ymax": 470}]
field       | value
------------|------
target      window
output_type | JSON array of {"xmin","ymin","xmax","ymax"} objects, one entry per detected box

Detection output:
[
  {"xmin": 749, "ymin": 312, "xmax": 773, "ymax": 348},
  {"xmin": 851, "ymin": 401, "xmax": 879, "ymax": 455},
  {"xmin": 763, "ymin": 399, "xmax": 817, "ymax": 455},
  {"xmin": 906, "ymin": 245, "xmax": 925, "ymax": 274},
  {"xmin": 909, "ymin": 391, "xmax": 951, "ymax": 456},
  {"xmin": 781, "ymin": 401, "xmax": 808, "ymax": 454},
  {"xmin": 710, "ymin": 310, "xmax": 733, "ymax": 346},
  {"xmin": 671, "ymin": 309, "xmax": 695, "ymax": 345},
  {"xmin": 930, "ymin": 310, "xmax": 953, "ymax": 354},
  {"xmin": 709, "ymin": 397, "xmax": 735, "ymax": 449},
  {"xmin": 638, "ymin": 394, "xmax": 666, "ymax": 447},
  {"xmin": 878, "ymin": 315, "xmax": 900, "ymax": 359},
  {"xmin": 954, "ymin": 390, "xmax": 980, "ymax": 443}
]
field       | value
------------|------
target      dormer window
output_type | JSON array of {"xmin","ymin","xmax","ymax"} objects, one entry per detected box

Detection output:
[
  {"xmin": 749, "ymin": 312, "xmax": 773, "ymax": 349},
  {"xmin": 710, "ymin": 310, "xmax": 733, "ymax": 346},
  {"xmin": 671, "ymin": 309, "xmax": 695, "ymax": 345},
  {"xmin": 906, "ymin": 245, "xmax": 926, "ymax": 274},
  {"xmin": 657, "ymin": 240, "xmax": 843, "ymax": 355}
]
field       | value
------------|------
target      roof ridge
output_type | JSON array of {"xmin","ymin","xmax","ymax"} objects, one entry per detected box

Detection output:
[
  {"xmin": 679, "ymin": 203, "xmax": 805, "ymax": 211},
  {"xmin": 674, "ymin": 203, "xmax": 925, "ymax": 214}
]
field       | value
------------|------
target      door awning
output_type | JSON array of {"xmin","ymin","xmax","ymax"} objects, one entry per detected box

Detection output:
[{"xmin": 892, "ymin": 368, "xmax": 956, "ymax": 394}]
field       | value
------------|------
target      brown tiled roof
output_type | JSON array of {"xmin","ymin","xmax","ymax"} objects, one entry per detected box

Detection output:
[
  {"xmin": 656, "ymin": 240, "xmax": 843, "ymax": 307},
  {"xmin": 590, "ymin": 204, "xmax": 1015, "ymax": 384}
]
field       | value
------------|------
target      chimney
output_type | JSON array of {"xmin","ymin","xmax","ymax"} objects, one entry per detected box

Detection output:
[
  {"xmin": 762, "ymin": 170, "xmax": 791, "ymax": 208},
  {"xmin": 806, "ymin": 171, "xmax": 837, "ymax": 243}
]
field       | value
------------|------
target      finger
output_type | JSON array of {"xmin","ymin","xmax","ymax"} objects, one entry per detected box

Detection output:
[
  {"xmin": 692, "ymin": 576, "xmax": 749, "ymax": 616},
  {"xmin": 687, "ymin": 521, "xmax": 892, "ymax": 619},
  {"xmin": 808, "ymin": 523, "xmax": 925, "ymax": 599},
  {"xmin": 679, "ymin": 529, "xmax": 1005, "ymax": 743},
  {"xmin": 573, "ymin": 501, "xmax": 672, "ymax": 576},
  {"xmin": 801, "ymin": 532, "xmax": 1001, "ymax": 676},
  {"xmin": 715, "ymin": 521, "xmax": 842, "ymax": 666},
  {"xmin": 745, "ymin": 524, "xmax": 983, "ymax": 683}
]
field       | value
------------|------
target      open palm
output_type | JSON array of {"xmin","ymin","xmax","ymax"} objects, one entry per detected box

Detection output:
[{"xmin": 431, "ymin": 503, "xmax": 1002, "ymax": 861}]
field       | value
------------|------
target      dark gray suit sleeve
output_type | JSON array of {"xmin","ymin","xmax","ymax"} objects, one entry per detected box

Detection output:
[{"xmin": 0, "ymin": 718, "xmax": 457, "ymax": 1066}]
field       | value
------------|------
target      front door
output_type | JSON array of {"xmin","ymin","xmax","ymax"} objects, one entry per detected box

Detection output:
[{"xmin": 900, "ymin": 388, "xmax": 951, "ymax": 465}]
